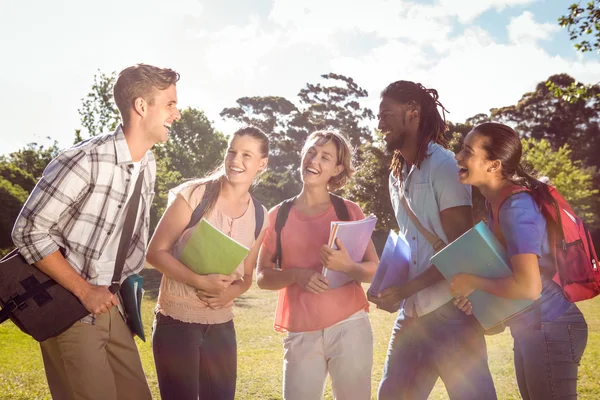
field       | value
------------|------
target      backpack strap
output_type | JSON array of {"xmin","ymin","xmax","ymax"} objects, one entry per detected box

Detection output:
[
  {"xmin": 251, "ymin": 195, "xmax": 264, "ymax": 240},
  {"xmin": 184, "ymin": 181, "xmax": 217, "ymax": 231},
  {"xmin": 330, "ymin": 193, "xmax": 350, "ymax": 221},
  {"xmin": 272, "ymin": 193, "xmax": 350, "ymax": 269},
  {"xmin": 273, "ymin": 197, "xmax": 297, "ymax": 268}
]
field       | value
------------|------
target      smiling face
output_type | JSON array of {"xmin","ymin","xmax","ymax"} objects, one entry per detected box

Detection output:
[
  {"xmin": 300, "ymin": 138, "xmax": 344, "ymax": 189},
  {"xmin": 141, "ymin": 84, "xmax": 181, "ymax": 144},
  {"xmin": 377, "ymin": 96, "xmax": 419, "ymax": 153},
  {"xmin": 224, "ymin": 134, "xmax": 268, "ymax": 185},
  {"xmin": 455, "ymin": 130, "xmax": 497, "ymax": 186}
]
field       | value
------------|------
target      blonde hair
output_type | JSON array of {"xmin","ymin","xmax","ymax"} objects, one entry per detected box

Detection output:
[
  {"xmin": 113, "ymin": 63, "xmax": 180, "ymax": 123},
  {"xmin": 301, "ymin": 130, "xmax": 355, "ymax": 191}
]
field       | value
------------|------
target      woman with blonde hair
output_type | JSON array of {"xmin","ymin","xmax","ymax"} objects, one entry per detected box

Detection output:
[
  {"xmin": 257, "ymin": 130, "xmax": 379, "ymax": 400},
  {"xmin": 147, "ymin": 126, "xmax": 269, "ymax": 400}
]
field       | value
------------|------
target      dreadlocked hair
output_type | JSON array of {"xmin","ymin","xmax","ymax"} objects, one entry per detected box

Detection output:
[{"xmin": 383, "ymin": 81, "xmax": 450, "ymax": 181}]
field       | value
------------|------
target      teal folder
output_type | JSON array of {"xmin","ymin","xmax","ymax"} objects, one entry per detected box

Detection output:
[
  {"xmin": 119, "ymin": 273, "xmax": 145, "ymax": 341},
  {"xmin": 180, "ymin": 218, "xmax": 250, "ymax": 275},
  {"xmin": 430, "ymin": 221, "xmax": 534, "ymax": 330}
]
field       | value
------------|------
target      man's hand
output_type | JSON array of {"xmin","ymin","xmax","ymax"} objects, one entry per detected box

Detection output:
[
  {"xmin": 320, "ymin": 239, "xmax": 353, "ymax": 273},
  {"xmin": 367, "ymin": 285, "xmax": 410, "ymax": 313},
  {"xmin": 79, "ymin": 285, "xmax": 119, "ymax": 315},
  {"xmin": 294, "ymin": 269, "xmax": 329, "ymax": 294}
]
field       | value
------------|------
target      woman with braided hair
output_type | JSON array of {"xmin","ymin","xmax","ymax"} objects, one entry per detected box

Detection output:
[{"xmin": 370, "ymin": 81, "xmax": 497, "ymax": 400}]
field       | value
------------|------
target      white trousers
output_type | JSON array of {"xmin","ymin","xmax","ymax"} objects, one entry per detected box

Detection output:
[{"xmin": 282, "ymin": 310, "xmax": 373, "ymax": 400}]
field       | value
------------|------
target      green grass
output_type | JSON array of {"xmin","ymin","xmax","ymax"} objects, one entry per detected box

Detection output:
[{"xmin": 1, "ymin": 269, "xmax": 599, "ymax": 399}]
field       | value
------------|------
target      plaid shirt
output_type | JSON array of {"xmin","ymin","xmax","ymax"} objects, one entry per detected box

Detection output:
[{"xmin": 12, "ymin": 126, "xmax": 156, "ymax": 284}]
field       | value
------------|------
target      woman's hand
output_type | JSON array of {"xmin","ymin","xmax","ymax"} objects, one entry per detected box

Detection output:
[
  {"xmin": 196, "ymin": 289, "xmax": 233, "ymax": 310},
  {"xmin": 453, "ymin": 296, "xmax": 473, "ymax": 315},
  {"xmin": 320, "ymin": 239, "xmax": 353, "ymax": 273},
  {"xmin": 450, "ymin": 273, "xmax": 477, "ymax": 298},
  {"xmin": 294, "ymin": 269, "xmax": 329, "ymax": 294},
  {"xmin": 195, "ymin": 274, "xmax": 233, "ymax": 296}
]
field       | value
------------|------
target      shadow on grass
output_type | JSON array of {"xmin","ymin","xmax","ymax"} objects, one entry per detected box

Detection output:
[{"xmin": 140, "ymin": 267, "xmax": 258, "ymax": 309}]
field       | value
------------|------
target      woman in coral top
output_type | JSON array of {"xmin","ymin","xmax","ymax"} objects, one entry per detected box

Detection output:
[
  {"xmin": 257, "ymin": 130, "xmax": 379, "ymax": 400},
  {"xmin": 147, "ymin": 126, "xmax": 269, "ymax": 400}
]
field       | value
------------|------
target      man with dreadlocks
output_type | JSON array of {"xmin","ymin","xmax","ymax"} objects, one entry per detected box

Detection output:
[{"xmin": 369, "ymin": 81, "xmax": 497, "ymax": 400}]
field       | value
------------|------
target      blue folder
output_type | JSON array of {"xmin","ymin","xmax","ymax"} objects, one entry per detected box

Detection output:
[
  {"xmin": 430, "ymin": 221, "xmax": 534, "ymax": 330},
  {"xmin": 368, "ymin": 230, "xmax": 411, "ymax": 296}
]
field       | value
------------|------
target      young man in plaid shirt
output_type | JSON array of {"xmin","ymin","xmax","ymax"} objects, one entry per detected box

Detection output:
[{"xmin": 12, "ymin": 63, "xmax": 181, "ymax": 400}]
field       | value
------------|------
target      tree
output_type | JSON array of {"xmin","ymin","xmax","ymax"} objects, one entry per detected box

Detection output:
[
  {"xmin": 342, "ymin": 133, "xmax": 395, "ymax": 231},
  {"xmin": 550, "ymin": 2, "xmax": 600, "ymax": 101},
  {"xmin": 221, "ymin": 73, "xmax": 374, "ymax": 206},
  {"xmin": 78, "ymin": 70, "xmax": 120, "ymax": 138},
  {"xmin": 1, "ymin": 140, "xmax": 60, "ymax": 180},
  {"xmin": 521, "ymin": 138, "xmax": 599, "ymax": 228},
  {"xmin": 491, "ymin": 74, "xmax": 600, "ymax": 170},
  {"xmin": 0, "ymin": 177, "xmax": 29, "ymax": 250},
  {"xmin": 0, "ymin": 163, "xmax": 36, "ymax": 193},
  {"xmin": 559, "ymin": 1, "xmax": 600, "ymax": 53}
]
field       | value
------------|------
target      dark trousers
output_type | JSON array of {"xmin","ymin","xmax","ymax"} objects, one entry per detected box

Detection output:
[
  {"xmin": 378, "ymin": 300, "xmax": 497, "ymax": 400},
  {"xmin": 152, "ymin": 313, "xmax": 237, "ymax": 400},
  {"xmin": 511, "ymin": 303, "xmax": 588, "ymax": 400}
]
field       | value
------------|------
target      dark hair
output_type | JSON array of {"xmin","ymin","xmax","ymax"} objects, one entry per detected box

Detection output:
[
  {"xmin": 473, "ymin": 122, "xmax": 553, "ymax": 207},
  {"xmin": 114, "ymin": 64, "xmax": 180, "ymax": 123},
  {"xmin": 186, "ymin": 125, "xmax": 269, "ymax": 217},
  {"xmin": 382, "ymin": 81, "xmax": 450, "ymax": 180}
]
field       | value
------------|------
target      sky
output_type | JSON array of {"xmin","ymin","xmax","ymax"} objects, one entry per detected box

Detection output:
[{"xmin": 1, "ymin": 0, "xmax": 599, "ymax": 154}]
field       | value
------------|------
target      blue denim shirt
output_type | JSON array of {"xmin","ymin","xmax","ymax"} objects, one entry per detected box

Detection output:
[
  {"xmin": 389, "ymin": 142, "xmax": 472, "ymax": 317},
  {"xmin": 489, "ymin": 192, "xmax": 572, "ymax": 327}
]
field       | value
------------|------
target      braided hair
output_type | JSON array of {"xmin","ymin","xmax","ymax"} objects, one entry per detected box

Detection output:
[{"xmin": 382, "ymin": 81, "xmax": 449, "ymax": 181}]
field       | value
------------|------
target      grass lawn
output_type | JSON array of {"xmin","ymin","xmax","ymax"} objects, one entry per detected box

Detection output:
[{"xmin": 1, "ymin": 267, "xmax": 599, "ymax": 399}]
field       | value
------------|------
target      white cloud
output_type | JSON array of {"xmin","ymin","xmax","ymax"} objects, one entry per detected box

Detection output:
[
  {"xmin": 329, "ymin": 27, "xmax": 600, "ymax": 124},
  {"xmin": 438, "ymin": 0, "xmax": 536, "ymax": 23},
  {"xmin": 508, "ymin": 11, "xmax": 560, "ymax": 43}
]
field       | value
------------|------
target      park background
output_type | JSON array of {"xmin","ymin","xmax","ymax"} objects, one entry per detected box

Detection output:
[{"xmin": 1, "ymin": 0, "xmax": 599, "ymax": 398}]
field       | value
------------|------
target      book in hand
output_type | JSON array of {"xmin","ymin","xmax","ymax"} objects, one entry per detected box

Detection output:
[
  {"xmin": 323, "ymin": 214, "xmax": 378, "ymax": 289},
  {"xmin": 179, "ymin": 218, "xmax": 250, "ymax": 275},
  {"xmin": 367, "ymin": 230, "xmax": 411, "ymax": 297},
  {"xmin": 430, "ymin": 221, "xmax": 534, "ymax": 330}
]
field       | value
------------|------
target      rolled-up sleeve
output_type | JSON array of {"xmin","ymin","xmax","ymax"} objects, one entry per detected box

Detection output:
[
  {"xmin": 432, "ymin": 157, "xmax": 472, "ymax": 212},
  {"xmin": 12, "ymin": 150, "xmax": 90, "ymax": 264}
]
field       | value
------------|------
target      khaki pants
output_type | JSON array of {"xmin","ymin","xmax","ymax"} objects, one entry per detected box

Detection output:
[
  {"xmin": 40, "ymin": 306, "xmax": 152, "ymax": 400},
  {"xmin": 282, "ymin": 311, "xmax": 373, "ymax": 400}
]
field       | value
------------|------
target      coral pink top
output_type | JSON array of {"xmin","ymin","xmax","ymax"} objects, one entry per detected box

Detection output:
[{"xmin": 263, "ymin": 199, "xmax": 369, "ymax": 333}]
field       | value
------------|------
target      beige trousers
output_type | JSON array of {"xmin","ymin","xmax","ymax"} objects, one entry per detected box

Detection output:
[
  {"xmin": 40, "ymin": 306, "xmax": 151, "ymax": 400},
  {"xmin": 282, "ymin": 311, "xmax": 374, "ymax": 400}
]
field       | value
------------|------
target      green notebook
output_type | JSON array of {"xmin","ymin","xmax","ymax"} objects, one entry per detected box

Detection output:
[{"xmin": 179, "ymin": 218, "xmax": 250, "ymax": 275}]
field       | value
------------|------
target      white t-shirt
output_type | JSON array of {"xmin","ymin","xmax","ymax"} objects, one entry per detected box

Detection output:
[{"xmin": 93, "ymin": 161, "xmax": 143, "ymax": 286}]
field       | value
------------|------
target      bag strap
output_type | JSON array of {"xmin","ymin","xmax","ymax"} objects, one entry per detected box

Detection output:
[
  {"xmin": 400, "ymin": 195, "xmax": 446, "ymax": 252},
  {"xmin": 273, "ymin": 197, "xmax": 296, "ymax": 268},
  {"xmin": 185, "ymin": 181, "xmax": 217, "ymax": 231},
  {"xmin": 109, "ymin": 171, "xmax": 145, "ymax": 294},
  {"xmin": 330, "ymin": 193, "xmax": 350, "ymax": 221},
  {"xmin": 251, "ymin": 196, "xmax": 264, "ymax": 240}
]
